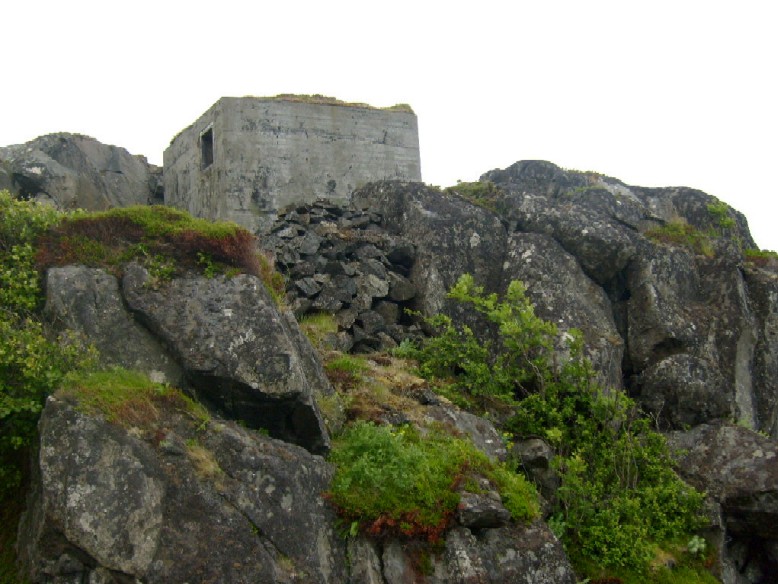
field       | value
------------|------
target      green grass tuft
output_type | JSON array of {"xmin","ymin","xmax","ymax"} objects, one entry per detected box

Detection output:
[{"xmin": 327, "ymin": 421, "xmax": 538, "ymax": 542}]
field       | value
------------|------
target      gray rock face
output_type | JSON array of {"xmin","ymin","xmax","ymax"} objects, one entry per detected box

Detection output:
[
  {"xmin": 18, "ymin": 397, "xmax": 346, "ymax": 584},
  {"xmin": 19, "ymin": 390, "xmax": 575, "ymax": 584},
  {"xmin": 352, "ymin": 182, "xmax": 507, "ymax": 318},
  {"xmin": 265, "ymin": 169, "xmax": 778, "ymax": 443},
  {"xmin": 122, "ymin": 264, "xmax": 330, "ymax": 454},
  {"xmin": 44, "ymin": 266, "xmax": 183, "ymax": 385},
  {"xmin": 669, "ymin": 423, "xmax": 778, "ymax": 583},
  {"xmin": 502, "ymin": 232, "xmax": 623, "ymax": 388},
  {"xmin": 0, "ymin": 133, "xmax": 158, "ymax": 210}
]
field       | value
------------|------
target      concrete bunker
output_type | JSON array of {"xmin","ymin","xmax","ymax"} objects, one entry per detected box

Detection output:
[{"xmin": 163, "ymin": 95, "xmax": 422, "ymax": 233}]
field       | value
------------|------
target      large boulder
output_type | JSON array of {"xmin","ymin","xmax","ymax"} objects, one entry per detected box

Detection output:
[
  {"xmin": 18, "ymin": 396, "xmax": 347, "ymax": 584},
  {"xmin": 0, "ymin": 133, "xmax": 159, "ymax": 210},
  {"xmin": 121, "ymin": 264, "xmax": 331, "ymax": 454},
  {"xmin": 502, "ymin": 232, "xmax": 624, "ymax": 388}
]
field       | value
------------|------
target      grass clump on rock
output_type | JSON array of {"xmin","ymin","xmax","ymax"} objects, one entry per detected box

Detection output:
[
  {"xmin": 35, "ymin": 205, "xmax": 263, "ymax": 281},
  {"xmin": 327, "ymin": 421, "xmax": 538, "ymax": 542}
]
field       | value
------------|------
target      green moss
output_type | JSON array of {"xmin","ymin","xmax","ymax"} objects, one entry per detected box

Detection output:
[
  {"xmin": 60, "ymin": 368, "xmax": 210, "ymax": 431},
  {"xmin": 270, "ymin": 94, "xmax": 414, "ymax": 113},
  {"xmin": 36, "ymin": 205, "xmax": 262, "ymax": 282},
  {"xmin": 645, "ymin": 221, "xmax": 714, "ymax": 257},
  {"xmin": 444, "ymin": 181, "xmax": 502, "ymax": 211}
]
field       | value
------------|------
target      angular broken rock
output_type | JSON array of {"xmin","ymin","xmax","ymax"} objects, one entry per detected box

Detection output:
[{"xmin": 122, "ymin": 263, "xmax": 330, "ymax": 454}]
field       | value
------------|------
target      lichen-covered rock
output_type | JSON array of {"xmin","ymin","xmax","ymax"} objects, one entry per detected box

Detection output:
[
  {"xmin": 379, "ymin": 525, "xmax": 576, "ymax": 584},
  {"xmin": 18, "ymin": 396, "xmax": 347, "ymax": 584},
  {"xmin": 122, "ymin": 264, "xmax": 330, "ymax": 454},
  {"xmin": 44, "ymin": 266, "xmax": 183, "ymax": 385},
  {"xmin": 352, "ymin": 182, "xmax": 507, "ymax": 318},
  {"xmin": 502, "ymin": 232, "xmax": 623, "ymax": 388},
  {"xmin": 668, "ymin": 422, "xmax": 778, "ymax": 583},
  {"xmin": 0, "ymin": 133, "xmax": 158, "ymax": 210}
]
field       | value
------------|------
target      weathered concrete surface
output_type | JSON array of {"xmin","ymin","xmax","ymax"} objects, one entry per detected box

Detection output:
[
  {"xmin": 164, "ymin": 97, "xmax": 421, "ymax": 232},
  {"xmin": 0, "ymin": 133, "xmax": 158, "ymax": 209}
]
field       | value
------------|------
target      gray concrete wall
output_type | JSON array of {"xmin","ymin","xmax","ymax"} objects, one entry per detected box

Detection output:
[{"xmin": 163, "ymin": 97, "xmax": 421, "ymax": 232}]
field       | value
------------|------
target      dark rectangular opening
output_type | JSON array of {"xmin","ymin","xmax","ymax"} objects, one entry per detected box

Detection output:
[{"xmin": 200, "ymin": 127, "xmax": 214, "ymax": 169}]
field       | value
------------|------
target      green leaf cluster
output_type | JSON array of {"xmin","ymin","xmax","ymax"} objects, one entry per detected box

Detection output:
[
  {"xmin": 407, "ymin": 274, "xmax": 556, "ymax": 404},
  {"xmin": 409, "ymin": 274, "xmax": 707, "ymax": 576},
  {"xmin": 0, "ymin": 191, "xmax": 95, "ymax": 496},
  {"xmin": 328, "ymin": 421, "xmax": 538, "ymax": 541}
]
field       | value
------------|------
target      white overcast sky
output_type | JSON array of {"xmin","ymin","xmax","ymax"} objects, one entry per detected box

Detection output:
[{"xmin": 3, "ymin": 1, "xmax": 777, "ymax": 249}]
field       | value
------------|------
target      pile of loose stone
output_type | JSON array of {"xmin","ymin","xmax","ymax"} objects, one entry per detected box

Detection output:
[{"xmin": 262, "ymin": 201, "xmax": 424, "ymax": 352}]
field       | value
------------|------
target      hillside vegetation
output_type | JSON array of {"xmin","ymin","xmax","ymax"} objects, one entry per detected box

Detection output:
[{"xmin": 1, "ymin": 191, "xmax": 718, "ymax": 583}]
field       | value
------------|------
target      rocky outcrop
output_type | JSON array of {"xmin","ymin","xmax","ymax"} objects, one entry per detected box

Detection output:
[
  {"xmin": 19, "ymin": 387, "xmax": 576, "ymax": 583},
  {"xmin": 44, "ymin": 264, "xmax": 331, "ymax": 455},
  {"xmin": 121, "ymin": 264, "xmax": 330, "ymax": 454},
  {"xmin": 266, "ymin": 170, "xmax": 777, "ymax": 438},
  {"xmin": 18, "ymin": 396, "xmax": 347, "ymax": 584},
  {"xmin": 669, "ymin": 422, "xmax": 778, "ymax": 583},
  {"xmin": 0, "ymin": 133, "xmax": 160, "ymax": 210}
]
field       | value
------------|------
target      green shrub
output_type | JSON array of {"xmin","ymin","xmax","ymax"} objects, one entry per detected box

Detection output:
[
  {"xmin": 408, "ymin": 274, "xmax": 556, "ymax": 405},
  {"xmin": 0, "ymin": 192, "xmax": 95, "ymax": 496},
  {"xmin": 706, "ymin": 200, "xmax": 736, "ymax": 230},
  {"xmin": 411, "ymin": 274, "xmax": 707, "ymax": 574},
  {"xmin": 327, "ymin": 421, "xmax": 538, "ymax": 541}
]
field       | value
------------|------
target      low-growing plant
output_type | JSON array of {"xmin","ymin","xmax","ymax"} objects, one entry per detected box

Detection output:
[
  {"xmin": 35, "ymin": 205, "xmax": 261, "ymax": 280},
  {"xmin": 299, "ymin": 312, "xmax": 338, "ymax": 349},
  {"xmin": 60, "ymin": 367, "xmax": 210, "ymax": 432},
  {"xmin": 743, "ymin": 248, "xmax": 778, "ymax": 269},
  {"xmin": 645, "ymin": 221, "xmax": 714, "ymax": 257},
  {"xmin": 443, "ymin": 181, "xmax": 502, "ymax": 210},
  {"xmin": 706, "ymin": 200, "xmax": 736, "ymax": 230},
  {"xmin": 326, "ymin": 421, "xmax": 538, "ymax": 541},
  {"xmin": 408, "ymin": 274, "xmax": 707, "ymax": 575}
]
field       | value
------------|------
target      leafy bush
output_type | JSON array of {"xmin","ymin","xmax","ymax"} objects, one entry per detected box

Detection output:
[
  {"xmin": 706, "ymin": 200, "xmax": 736, "ymax": 230},
  {"xmin": 0, "ymin": 192, "xmax": 95, "ymax": 495},
  {"xmin": 406, "ymin": 274, "xmax": 556, "ymax": 405},
  {"xmin": 327, "ymin": 421, "xmax": 538, "ymax": 541},
  {"xmin": 410, "ymin": 274, "xmax": 706, "ymax": 574}
]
